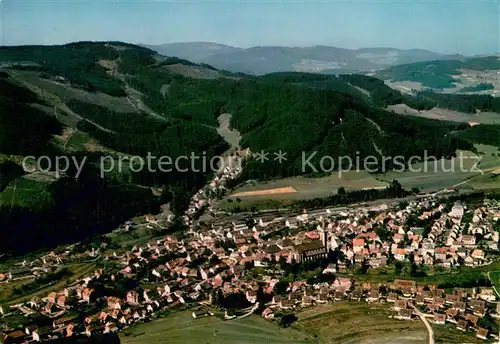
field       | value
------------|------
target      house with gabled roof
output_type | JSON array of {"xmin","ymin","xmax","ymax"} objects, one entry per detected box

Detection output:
[
  {"xmin": 433, "ymin": 313, "xmax": 446, "ymax": 325},
  {"xmin": 456, "ymin": 319, "xmax": 468, "ymax": 331},
  {"xmin": 476, "ymin": 327, "xmax": 488, "ymax": 340}
]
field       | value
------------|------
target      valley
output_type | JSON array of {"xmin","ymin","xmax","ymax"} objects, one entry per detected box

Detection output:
[
  {"xmin": 0, "ymin": 41, "xmax": 500, "ymax": 344},
  {"xmin": 2, "ymin": 0, "xmax": 500, "ymax": 341},
  {"xmin": 1, "ymin": 41, "xmax": 500, "ymax": 253}
]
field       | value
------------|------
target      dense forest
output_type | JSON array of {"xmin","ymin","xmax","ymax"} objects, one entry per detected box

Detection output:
[
  {"xmin": 456, "ymin": 124, "xmax": 500, "ymax": 148},
  {"xmin": 460, "ymin": 83, "xmax": 494, "ymax": 93},
  {"xmin": 416, "ymin": 91, "xmax": 500, "ymax": 113},
  {"xmin": 0, "ymin": 162, "xmax": 160, "ymax": 254},
  {"xmin": 337, "ymin": 74, "xmax": 436, "ymax": 110},
  {"xmin": 0, "ymin": 74, "xmax": 163, "ymax": 254},
  {"xmin": 224, "ymin": 79, "xmax": 473, "ymax": 179},
  {"xmin": 0, "ymin": 42, "xmax": 126, "ymax": 96},
  {"xmin": 122, "ymin": 65, "xmax": 477, "ymax": 180}
]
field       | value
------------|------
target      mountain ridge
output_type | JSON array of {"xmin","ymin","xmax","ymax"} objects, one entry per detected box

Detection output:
[{"xmin": 143, "ymin": 42, "xmax": 465, "ymax": 75}]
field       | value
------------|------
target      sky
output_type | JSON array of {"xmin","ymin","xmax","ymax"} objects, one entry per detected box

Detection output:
[{"xmin": 1, "ymin": 0, "xmax": 499, "ymax": 55}]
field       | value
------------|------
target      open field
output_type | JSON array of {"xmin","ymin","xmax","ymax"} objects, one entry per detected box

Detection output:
[
  {"xmin": 121, "ymin": 304, "xmax": 429, "ymax": 344},
  {"xmin": 219, "ymin": 171, "xmax": 387, "ymax": 211},
  {"xmin": 377, "ymin": 148, "xmax": 500, "ymax": 192},
  {"xmin": 220, "ymin": 147, "xmax": 500, "ymax": 212},
  {"xmin": 488, "ymin": 270, "xmax": 500, "ymax": 297},
  {"xmin": 293, "ymin": 302, "xmax": 426, "ymax": 344},
  {"xmin": 120, "ymin": 303, "xmax": 488, "ymax": 344},
  {"xmin": 387, "ymin": 104, "xmax": 500, "ymax": 125},
  {"xmin": 385, "ymin": 80, "xmax": 426, "ymax": 93},
  {"xmin": 218, "ymin": 198, "xmax": 296, "ymax": 213},
  {"xmin": 385, "ymin": 68, "xmax": 500, "ymax": 98},
  {"xmin": 0, "ymin": 177, "xmax": 53, "ymax": 210},
  {"xmin": 231, "ymin": 186, "xmax": 298, "ymax": 197},
  {"xmin": 226, "ymin": 171, "xmax": 388, "ymax": 201},
  {"xmin": 432, "ymin": 323, "xmax": 484, "ymax": 344},
  {"xmin": 467, "ymin": 173, "xmax": 500, "ymax": 190},
  {"xmin": 12, "ymin": 71, "xmax": 136, "ymax": 113},
  {"xmin": 217, "ymin": 113, "xmax": 241, "ymax": 148},
  {"xmin": 120, "ymin": 311, "xmax": 313, "ymax": 344}
]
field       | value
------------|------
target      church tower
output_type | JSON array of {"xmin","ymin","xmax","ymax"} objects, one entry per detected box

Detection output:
[{"xmin": 320, "ymin": 217, "xmax": 327, "ymax": 248}]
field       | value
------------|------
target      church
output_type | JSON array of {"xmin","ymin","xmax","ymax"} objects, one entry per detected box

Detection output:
[{"xmin": 292, "ymin": 221, "xmax": 329, "ymax": 263}]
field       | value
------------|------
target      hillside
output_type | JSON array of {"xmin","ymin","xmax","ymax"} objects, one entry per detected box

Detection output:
[
  {"xmin": 377, "ymin": 56, "xmax": 500, "ymax": 94},
  {"xmin": 0, "ymin": 41, "xmax": 498, "ymax": 255},
  {"xmin": 145, "ymin": 42, "xmax": 461, "ymax": 75},
  {"xmin": 143, "ymin": 42, "xmax": 243, "ymax": 62},
  {"xmin": 0, "ymin": 42, "xmax": 229, "ymax": 254}
]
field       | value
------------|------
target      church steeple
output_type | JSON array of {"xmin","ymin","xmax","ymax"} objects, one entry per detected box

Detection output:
[{"xmin": 320, "ymin": 217, "xmax": 327, "ymax": 248}]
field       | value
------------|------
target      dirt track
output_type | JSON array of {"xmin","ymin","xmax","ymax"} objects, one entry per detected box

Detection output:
[{"xmin": 231, "ymin": 186, "xmax": 298, "ymax": 197}]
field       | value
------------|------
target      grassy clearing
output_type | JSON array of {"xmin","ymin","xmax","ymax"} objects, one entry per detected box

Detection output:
[
  {"xmin": 217, "ymin": 113, "xmax": 241, "ymax": 148},
  {"xmin": 105, "ymin": 225, "xmax": 163, "ymax": 253},
  {"xmin": 293, "ymin": 302, "xmax": 426, "ymax": 344},
  {"xmin": 64, "ymin": 130, "xmax": 93, "ymax": 151},
  {"xmin": 377, "ymin": 150, "xmax": 478, "ymax": 191},
  {"xmin": 219, "ymin": 147, "xmax": 500, "ymax": 212},
  {"xmin": 387, "ymin": 103, "xmax": 500, "ymax": 125},
  {"xmin": 475, "ymin": 144, "xmax": 500, "ymax": 156},
  {"xmin": 13, "ymin": 71, "xmax": 135, "ymax": 113},
  {"xmin": 218, "ymin": 151, "xmax": 500, "ymax": 212},
  {"xmin": 120, "ymin": 311, "xmax": 312, "ymax": 344},
  {"xmin": 0, "ymin": 177, "xmax": 53, "ymax": 210},
  {"xmin": 432, "ymin": 323, "xmax": 484, "ymax": 344},
  {"xmin": 218, "ymin": 198, "xmax": 295, "ymax": 213},
  {"xmin": 225, "ymin": 171, "xmax": 387, "ymax": 201},
  {"xmin": 378, "ymin": 148, "xmax": 500, "ymax": 192},
  {"xmin": 488, "ymin": 270, "xmax": 500, "ymax": 294},
  {"xmin": 120, "ymin": 303, "xmax": 484, "ymax": 344},
  {"xmin": 468, "ymin": 174, "xmax": 500, "ymax": 190},
  {"xmin": 224, "ymin": 145, "xmax": 500, "ymax": 204}
]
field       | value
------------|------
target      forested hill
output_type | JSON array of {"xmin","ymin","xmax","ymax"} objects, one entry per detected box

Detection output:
[
  {"xmin": 376, "ymin": 56, "xmax": 500, "ymax": 89},
  {"xmin": 145, "ymin": 42, "xmax": 460, "ymax": 75},
  {"xmin": 0, "ymin": 41, "xmax": 498, "ymax": 254}
]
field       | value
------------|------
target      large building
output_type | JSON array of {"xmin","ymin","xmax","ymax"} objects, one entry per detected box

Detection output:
[
  {"xmin": 449, "ymin": 203, "xmax": 464, "ymax": 218},
  {"xmin": 292, "ymin": 219, "xmax": 329, "ymax": 262},
  {"xmin": 293, "ymin": 240, "xmax": 328, "ymax": 262}
]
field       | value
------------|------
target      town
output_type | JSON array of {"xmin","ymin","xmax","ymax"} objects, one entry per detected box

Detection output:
[{"xmin": 1, "ymin": 176, "xmax": 500, "ymax": 343}]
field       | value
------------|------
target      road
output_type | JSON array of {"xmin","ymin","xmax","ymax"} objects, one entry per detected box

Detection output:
[
  {"xmin": 236, "ymin": 303, "xmax": 259, "ymax": 319},
  {"xmin": 409, "ymin": 303, "xmax": 434, "ymax": 344}
]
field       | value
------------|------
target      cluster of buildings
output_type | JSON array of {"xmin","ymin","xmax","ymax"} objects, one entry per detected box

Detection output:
[
  {"xmin": 260, "ymin": 278, "xmax": 499, "ymax": 341},
  {"xmin": 0, "ymin": 251, "xmax": 67, "ymax": 285},
  {"xmin": 205, "ymin": 197, "xmax": 500, "ymax": 274},
  {"xmin": 184, "ymin": 149, "xmax": 247, "ymax": 228},
  {"xmin": 1, "ymin": 194, "xmax": 499, "ymax": 342}
]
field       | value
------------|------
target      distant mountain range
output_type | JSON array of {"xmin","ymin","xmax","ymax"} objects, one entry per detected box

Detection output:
[{"xmin": 143, "ymin": 42, "xmax": 464, "ymax": 75}]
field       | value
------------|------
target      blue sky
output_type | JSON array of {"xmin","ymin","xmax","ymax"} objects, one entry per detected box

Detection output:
[{"xmin": 1, "ymin": 0, "xmax": 499, "ymax": 55}]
